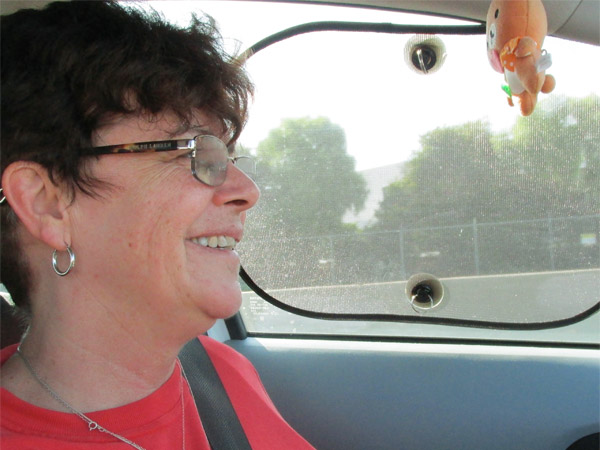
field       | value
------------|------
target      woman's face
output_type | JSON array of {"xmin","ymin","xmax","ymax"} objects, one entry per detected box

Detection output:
[{"xmin": 68, "ymin": 112, "xmax": 260, "ymax": 336}]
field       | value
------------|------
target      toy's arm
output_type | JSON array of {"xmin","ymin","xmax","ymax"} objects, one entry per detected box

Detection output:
[
  {"xmin": 513, "ymin": 37, "xmax": 545, "ymax": 94},
  {"xmin": 514, "ymin": 36, "xmax": 539, "ymax": 57}
]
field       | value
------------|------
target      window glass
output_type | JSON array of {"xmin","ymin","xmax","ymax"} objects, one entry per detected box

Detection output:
[{"xmin": 153, "ymin": 2, "xmax": 599, "ymax": 342}]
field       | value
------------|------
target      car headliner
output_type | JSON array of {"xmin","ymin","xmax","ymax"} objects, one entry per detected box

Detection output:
[
  {"xmin": 283, "ymin": 0, "xmax": 599, "ymax": 45},
  {"xmin": 1, "ymin": 0, "xmax": 598, "ymax": 45}
]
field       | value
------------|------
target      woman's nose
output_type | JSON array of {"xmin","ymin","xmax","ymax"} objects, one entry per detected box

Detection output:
[{"xmin": 213, "ymin": 161, "xmax": 260, "ymax": 209}]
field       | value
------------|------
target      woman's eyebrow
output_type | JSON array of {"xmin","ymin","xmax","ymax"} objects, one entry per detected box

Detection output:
[
  {"xmin": 184, "ymin": 125, "xmax": 214, "ymax": 137},
  {"xmin": 166, "ymin": 124, "xmax": 213, "ymax": 139}
]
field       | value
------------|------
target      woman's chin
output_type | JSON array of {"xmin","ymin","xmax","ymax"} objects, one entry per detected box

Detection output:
[{"xmin": 204, "ymin": 288, "xmax": 244, "ymax": 320}]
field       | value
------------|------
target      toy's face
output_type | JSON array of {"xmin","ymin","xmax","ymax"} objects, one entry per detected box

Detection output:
[
  {"xmin": 486, "ymin": 0, "xmax": 546, "ymax": 73},
  {"xmin": 486, "ymin": 0, "xmax": 504, "ymax": 73}
]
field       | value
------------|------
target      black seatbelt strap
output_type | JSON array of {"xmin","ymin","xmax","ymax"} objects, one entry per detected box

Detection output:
[{"xmin": 178, "ymin": 337, "xmax": 253, "ymax": 450}]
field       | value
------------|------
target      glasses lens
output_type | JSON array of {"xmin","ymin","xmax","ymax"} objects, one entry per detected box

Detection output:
[{"xmin": 192, "ymin": 135, "xmax": 228, "ymax": 186}]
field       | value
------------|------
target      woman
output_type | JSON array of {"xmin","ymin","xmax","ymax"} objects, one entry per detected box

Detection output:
[{"xmin": 0, "ymin": 2, "xmax": 313, "ymax": 448}]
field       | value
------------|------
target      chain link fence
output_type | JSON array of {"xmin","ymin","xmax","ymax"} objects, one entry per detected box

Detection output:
[{"xmin": 240, "ymin": 215, "xmax": 600, "ymax": 290}]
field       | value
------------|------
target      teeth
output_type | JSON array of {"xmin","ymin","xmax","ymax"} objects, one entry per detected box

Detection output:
[{"xmin": 192, "ymin": 235, "xmax": 237, "ymax": 250}]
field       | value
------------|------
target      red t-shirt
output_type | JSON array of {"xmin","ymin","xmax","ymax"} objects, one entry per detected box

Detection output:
[{"xmin": 0, "ymin": 336, "xmax": 314, "ymax": 449}]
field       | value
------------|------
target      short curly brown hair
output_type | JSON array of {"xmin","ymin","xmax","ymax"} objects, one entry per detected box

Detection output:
[{"xmin": 1, "ymin": 1, "xmax": 254, "ymax": 318}]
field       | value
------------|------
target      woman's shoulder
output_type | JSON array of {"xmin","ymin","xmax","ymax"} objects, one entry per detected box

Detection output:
[
  {"xmin": 195, "ymin": 335, "xmax": 275, "ymax": 409},
  {"xmin": 195, "ymin": 336, "xmax": 315, "ymax": 449},
  {"xmin": 197, "ymin": 335, "xmax": 258, "ymax": 379}
]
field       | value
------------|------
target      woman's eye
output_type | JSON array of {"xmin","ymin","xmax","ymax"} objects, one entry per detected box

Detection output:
[
  {"xmin": 166, "ymin": 152, "xmax": 192, "ymax": 166},
  {"xmin": 175, "ymin": 151, "xmax": 193, "ymax": 160}
]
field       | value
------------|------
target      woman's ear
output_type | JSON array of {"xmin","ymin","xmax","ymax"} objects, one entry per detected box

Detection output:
[{"xmin": 1, "ymin": 162, "xmax": 72, "ymax": 250}]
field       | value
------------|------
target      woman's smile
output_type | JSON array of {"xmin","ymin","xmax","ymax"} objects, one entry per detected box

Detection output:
[{"xmin": 189, "ymin": 235, "xmax": 238, "ymax": 251}]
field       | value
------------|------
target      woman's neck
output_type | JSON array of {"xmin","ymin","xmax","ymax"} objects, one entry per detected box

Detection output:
[{"xmin": 0, "ymin": 304, "xmax": 187, "ymax": 413}]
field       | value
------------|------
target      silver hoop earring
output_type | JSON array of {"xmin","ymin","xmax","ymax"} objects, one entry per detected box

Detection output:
[{"xmin": 52, "ymin": 246, "xmax": 75, "ymax": 276}]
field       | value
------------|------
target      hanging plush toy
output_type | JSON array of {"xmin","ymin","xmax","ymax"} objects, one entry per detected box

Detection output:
[{"xmin": 486, "ymin": 0, "xmax": 556, "ymax": 116}]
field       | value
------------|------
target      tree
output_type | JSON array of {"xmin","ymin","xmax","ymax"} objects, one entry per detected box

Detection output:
[
  {"xmin": 249, "ymin": 117, "xmax": 367, "ymax": 237},
  {"xmin": 508, "ymin": 94, "xmax": 600, "ymax": 216},
  {"xmin": 370, "ymin": 95, "xmax": 599, "ymax": 276},
  {"xmin": 374, "ymin": 95, "xmax": 600, "ymax": 231},
  {"xmin": 373, "ymin": 120, "xmax": 504, "ymax": 230}
]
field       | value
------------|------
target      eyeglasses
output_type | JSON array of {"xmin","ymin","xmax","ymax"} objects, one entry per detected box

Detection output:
[{"xmin": 81, "ymin": 135, "xmax": 255, "ymax": 187}]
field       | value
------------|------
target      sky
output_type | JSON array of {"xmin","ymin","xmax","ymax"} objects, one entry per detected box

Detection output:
[{"xmin": 146, "ymin": 0, "xmax": 600, "ymax": 171}]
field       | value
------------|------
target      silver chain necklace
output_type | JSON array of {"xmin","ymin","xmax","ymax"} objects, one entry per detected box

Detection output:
[{"xmin": 16, "ymin": 345, "xmax": 186, "ymax": 450}]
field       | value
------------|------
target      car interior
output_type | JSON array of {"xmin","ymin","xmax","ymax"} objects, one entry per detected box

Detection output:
[{"xmin": 1, "ymin": 0, "xmax": 599, "ymax": 449}]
